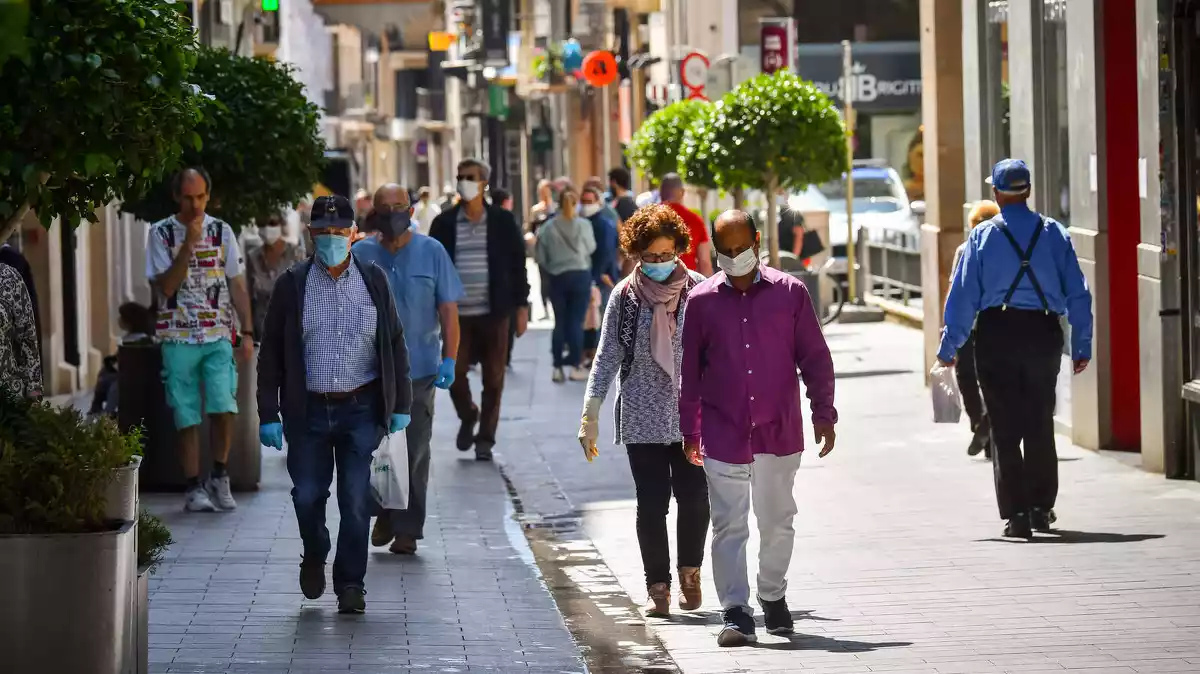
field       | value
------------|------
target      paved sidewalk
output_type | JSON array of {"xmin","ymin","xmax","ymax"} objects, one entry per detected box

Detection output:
[
  {"xmin": 140, "ymin": 393, "xmax": 584, "ymax": 674},
  {"xmin": 498, "ymin": 320, "xmax": 1200, "ymax": 674}
]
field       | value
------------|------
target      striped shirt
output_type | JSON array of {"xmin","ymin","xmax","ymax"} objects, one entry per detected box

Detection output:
[
  {"xmin": 455, "ymin": 209, "xmax": 491, "ymax": 316},
  {"xmin": 302, "ymin": 259, "xmax": 379, "ymax": 393}
]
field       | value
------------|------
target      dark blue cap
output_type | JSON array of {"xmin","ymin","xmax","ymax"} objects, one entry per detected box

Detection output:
[{"xmin": 986, "ymin": 158, "xmax": 1032, "ymax": 194}]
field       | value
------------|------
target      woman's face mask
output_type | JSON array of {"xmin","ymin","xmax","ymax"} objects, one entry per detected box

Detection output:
[
  {"xmin": 640, "ymin": 259, "xmax": 677, "ymax": 282},
  {"xmin": 260, "ymin": 225, "xmax": 282, "ymax": 244}
]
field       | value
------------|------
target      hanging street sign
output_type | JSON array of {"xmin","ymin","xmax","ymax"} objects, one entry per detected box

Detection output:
[{"xmin": 679, "ymin": 51, "xmax": 710, "ymax": 100}]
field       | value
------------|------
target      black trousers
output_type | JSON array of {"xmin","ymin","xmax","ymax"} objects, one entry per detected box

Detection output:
[
  {"xmin": 626, "ymin": 442, "xmax": 710, "ymax": 587},
  {"xmin": 974, "ymin": 308, "xmax": 1063, "ymax": 520},
  {"xmin": 955, "ymin": 333, "xmax": 989, "ymax": 435}
]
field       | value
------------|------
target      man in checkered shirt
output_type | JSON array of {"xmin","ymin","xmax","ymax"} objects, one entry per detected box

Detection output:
[{"xmin": 257, "ymin": 195, "xmax": 413, "ymax": 614}]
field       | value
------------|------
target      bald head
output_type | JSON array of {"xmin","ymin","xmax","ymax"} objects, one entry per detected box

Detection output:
[
  {"xmin": 660, "ymin": 173, "xmax": 685, "ymax": 203},
  {"xmin": 173, "ymin": 167, "xmax": 211, "ymax": 221},
  {"xmin": 712, "ymin": 210, "xmax": 759, "ymax": 259},
  {"xmin": 374, "ymin": 183, "xmax": 410, "ymax": 211}
]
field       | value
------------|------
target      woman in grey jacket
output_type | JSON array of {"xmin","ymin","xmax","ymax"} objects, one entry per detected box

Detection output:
[
  {"xmin": 577, "ymin": 204, "xmax": 708, "ymax": 618},
  {"xmin": 536, "ymin": 188, "xmax": 597, "ymax": 382}
]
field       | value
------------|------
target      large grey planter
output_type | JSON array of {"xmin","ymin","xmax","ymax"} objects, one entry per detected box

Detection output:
[
  {"xmin": 105, "ymin": 455, "xmax": 142, "ymax": 522},
  {"xmin": 132, "ymin": 564, "xmax": 150, "ymax": 674},
  {"xmin": 0, "ymin": 521, "xmax": 137, "ymax": 674}
]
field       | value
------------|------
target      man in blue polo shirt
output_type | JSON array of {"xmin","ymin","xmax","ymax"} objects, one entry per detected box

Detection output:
[
  {"xmin": 355, "ymin": 183, "xmax": 464, "ymax": 556},
  {"xmin": 938, "ymin": 159, "xmax": 1093, "ymax": 540}
]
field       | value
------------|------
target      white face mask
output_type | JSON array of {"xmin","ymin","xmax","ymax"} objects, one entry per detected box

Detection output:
[
  {"xmin": 457, "ymin": 180, "xmax": 481, "ymax": 202},
  {"xmin": 580, "ymin": 203, "xmax": 601, "ymax": 217},
  {"xmin": 716, "ymin": 248, "xmax": 758, "ymax": 277},
  {"xmin": 260, "ymin": 225, "xmax": 282, "ymax": 244}
]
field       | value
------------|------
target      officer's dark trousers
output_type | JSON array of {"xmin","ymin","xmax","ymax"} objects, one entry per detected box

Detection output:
[{"xmin": 973, "ymin": 307, "xmax": 1063, "ymax": 520}]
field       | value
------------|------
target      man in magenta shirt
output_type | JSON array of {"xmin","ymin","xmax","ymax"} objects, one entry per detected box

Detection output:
[{"xmin": 680, "ymin": 210, "xmax": 837, "ymax": 647}]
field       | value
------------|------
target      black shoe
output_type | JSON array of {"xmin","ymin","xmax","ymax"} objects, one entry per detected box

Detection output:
[
  {"xmin": 475, "ymin": 441, "xmax": 494, "ymax": 462},
  {"xmin": 337, "ymin": 585, "xmax": 366, "ymax": 614},
  {"xmin": 1030, "ymin": 508, "xmax": 1057, "ymax": 533},
  {"xmin": 299, "ymin": 558, "xmax": 325, "ymax": 600},
  {"xmin": 1003, "ymin": 513, "xmax": 1033, "ymax": 539},
  {"xmin": 758, "ymin": 595, "xmax": 794, "ymax": 635},
  {"xmin": 967, "ymin": 427, "xmax": 988, "ymax": 457},
  {"xmin": 456, "ymin": 413, "xmax": 478, "ymax": 451},
  {"xmin": 717, "ymin": 607, "xmax": 757, "ymax": 647}
]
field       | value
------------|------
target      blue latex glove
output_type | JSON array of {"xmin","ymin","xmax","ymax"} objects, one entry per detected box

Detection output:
[
  {"xmin": 260, "ymin": 422, "xmax": 283, "ymax": 450},
  {"xmin": 390, "ymin": 414, "xmax": 411, "ymax": 433},
  {"xmin": 434, "ymin": 357, "xmax": 456, "ymax": 390}
]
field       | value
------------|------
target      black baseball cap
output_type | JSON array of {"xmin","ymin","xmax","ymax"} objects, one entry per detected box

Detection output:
[{"xmin": 310, "ymin": 195, "xmax": 356, "ymax": 228}]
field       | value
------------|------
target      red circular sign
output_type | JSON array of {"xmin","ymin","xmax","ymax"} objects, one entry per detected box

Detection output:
[{"xmin": 581, "ymin": 51, "xmax": 619, "ymax": 88}]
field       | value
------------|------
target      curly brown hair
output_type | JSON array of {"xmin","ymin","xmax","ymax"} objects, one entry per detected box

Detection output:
[{"xmin": 619, "ymin": 203, "xmax": 692, "ymax": 257}]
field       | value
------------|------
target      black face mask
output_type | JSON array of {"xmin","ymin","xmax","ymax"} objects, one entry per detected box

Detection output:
[{"xmin": 378, "ymin": 211, "xmax": 412, "ymax": 238}]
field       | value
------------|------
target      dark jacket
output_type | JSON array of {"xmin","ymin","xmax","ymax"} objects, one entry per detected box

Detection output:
[
  {"xmin": 429, "ymin": 203, "xmax": 530, "ymax": 316},
  {"xmin": 257, "ymin": 256, "xmax": 412, "ymax": 432},
  {"xmin": 588, "ymin": 211, "xmax": 620, "ymax": 285}
]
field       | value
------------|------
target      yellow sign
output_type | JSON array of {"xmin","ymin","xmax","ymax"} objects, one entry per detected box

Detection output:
[{"xmin": 428, "ymin": 32, "xmax": 453, "ymax": 52}]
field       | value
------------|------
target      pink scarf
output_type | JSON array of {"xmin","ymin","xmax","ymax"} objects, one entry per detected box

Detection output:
[{"xmin": 629, "ymin": 264, "xmax": 689, "ymax": 377}]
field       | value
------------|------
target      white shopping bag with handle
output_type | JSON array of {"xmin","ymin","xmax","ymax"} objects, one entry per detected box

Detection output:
[
  {"xmin": 930, "ymin": 363, "xmax": 963, "ymax": 424},
  {"xmin": 370, "ymin": 432, "xmax": 409, "ymax": 509}
]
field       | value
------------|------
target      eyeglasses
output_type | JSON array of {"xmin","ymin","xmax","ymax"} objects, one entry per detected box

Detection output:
[
  {"xmin": 455, "ymin": 174, "xmax": 480, "ymax": 182},
  {"xmin": 640, "ymin": 252, "xmax": 676, "ymax": 263}
]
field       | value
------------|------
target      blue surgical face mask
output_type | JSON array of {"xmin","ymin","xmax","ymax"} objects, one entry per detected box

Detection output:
[
  {"xmin": 314, "ymin": 234, "xmax": 350, "ymax": 267},
  {"xmin": 641, "ymin": 259, "xmax": 677, "ymax": 283}
]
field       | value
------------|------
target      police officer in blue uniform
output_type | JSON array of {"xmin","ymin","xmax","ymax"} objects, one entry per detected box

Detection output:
[{"xmin": 938, "ymin": 159, "xmax": 1093, "ymax": 539}]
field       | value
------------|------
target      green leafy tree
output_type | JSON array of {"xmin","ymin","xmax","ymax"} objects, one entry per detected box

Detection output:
[
  {"xmin": 678, "ymin": 101, "xmax": 719, "ymax": 193},
  {"xmin": 125, "ymin": 47, "xmax": 325, "ymax": 229},
  {"xmin": 708, "ymin": 72, "xmax": 847, "ymax": 266},
  {"xmin": 626, "ymin": 99, "xmax": 710, "ymax": 185},
  {"xmin": 0, "ymin": 0, "xmax": 202, "ymax": 241}
]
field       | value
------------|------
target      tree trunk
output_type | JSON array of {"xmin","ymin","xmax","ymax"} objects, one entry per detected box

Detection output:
[
  {"xmin": 765, "ymin": 174, "xmax": 779, "ymax": 268},
  {"xmin": 697, "ymin": 188, "xmax": 709, "ymax": 223},
  {"xmin": 731, "ymin": 187, "xmax": 744, "ymax": 210},
  {"xmin": 0, "ymin": 203, "xmax": 30, "ymax": 245}
]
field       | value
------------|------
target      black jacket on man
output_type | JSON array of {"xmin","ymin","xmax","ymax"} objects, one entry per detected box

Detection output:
[
  {"xmin": 257, "ymin": 256, "xmax": 412, "ymax": 433},
  {"xmin": 429, "ymin": 202, "xmax": 530, "ymax": 316}
]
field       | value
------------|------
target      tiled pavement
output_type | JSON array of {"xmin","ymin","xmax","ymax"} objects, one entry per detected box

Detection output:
[
  {"xmin": 140, "ymin": 378, "xmax": 585, "ymax": 674},
  {"xmin": 498, "ymin": 320, "xmax": 1200, "ymax": 674}
]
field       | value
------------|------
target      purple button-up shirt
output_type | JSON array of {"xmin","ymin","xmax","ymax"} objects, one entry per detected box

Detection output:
[{"xmin": 679, "ymin": 265, "xmax": 837, "ymax": 464}]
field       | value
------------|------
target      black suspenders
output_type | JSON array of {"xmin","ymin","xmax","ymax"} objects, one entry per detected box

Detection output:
[{"xmin": 997, "ymin": 216, "xmax": 1050, "ymax": 313}]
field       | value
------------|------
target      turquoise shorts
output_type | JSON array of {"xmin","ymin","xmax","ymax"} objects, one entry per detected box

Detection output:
[{"xmin": 161, "ymin": 340, "xmax": 239, "ymax": 429}]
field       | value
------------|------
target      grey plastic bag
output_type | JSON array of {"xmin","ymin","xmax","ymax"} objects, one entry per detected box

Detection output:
[{"xmin": 930, "ymin": 364, "xmax": 963, "ymax": 424}]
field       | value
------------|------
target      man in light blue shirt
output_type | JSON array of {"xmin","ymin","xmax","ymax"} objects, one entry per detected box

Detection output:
[
  {"xmin": 355, "ymin": 183, "xmax": 463, "ymax": 556},
  {"xmin": 937, "ymin": 158, "xmax": 1093, "ymax": 540}
]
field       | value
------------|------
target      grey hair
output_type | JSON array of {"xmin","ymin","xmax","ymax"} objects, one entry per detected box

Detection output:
[{"xmin": 457, "ymin": 158, "xmax": 491, "ymax": 182}]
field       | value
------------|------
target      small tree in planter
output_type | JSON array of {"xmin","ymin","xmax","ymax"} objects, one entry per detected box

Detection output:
[
  {"xmin": 0, "ymin": 388, "xmax": 146, "ymax": 674},
  {"xmin": 626, "ymin": 99, "xmax": 711, "ymax": 187},
  {"xmin": 123, "ymin": 47, "xmax": 325, "ymax": 230},
  {"xmin": 707, "ymin": 72, "xmax": 847, "ymax": 266},
  {"xmin": 0, "ymin": 0, "xmax": 202, "ymax": 242}
]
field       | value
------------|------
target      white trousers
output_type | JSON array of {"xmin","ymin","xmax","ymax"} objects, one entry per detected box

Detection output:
[{"xmin": 704, "ymin": 451, "xmax": 802, "ymax": 614}]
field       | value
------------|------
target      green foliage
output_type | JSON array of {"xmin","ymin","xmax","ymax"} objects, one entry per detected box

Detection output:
[
  {"xmin": 626, "ymin": 99, "xmax": 711, "ymax": 184},
  {"xmin": 0, "ymin": 0, "xmax": 203, "ymax": 232},
  {"xmin": 0, "ymin": 388, "xmax": 143, "ymax": 534},
  {"xmin": 124, "ymin": 47, "xmax": 325, "ymax": 229},
  {"xmin": 707, "ymin": 72, "xmax": 847, "ymax": 191},
  {"xmin": 136, "ymin": 510, "xmax": 174, "ymax": 574},
  {"xmin": 678, "ymin": 102, "xmax": 719, "ymax": 191}
]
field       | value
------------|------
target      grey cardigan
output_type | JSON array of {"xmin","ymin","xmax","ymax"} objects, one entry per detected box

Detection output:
[
  {"xmin": 535, "ymin": 215, "xmax": 596, "ymax": 275},
  {"xmin": 583, "ymin": 270, "xmax": 706, "ymax": 445}
]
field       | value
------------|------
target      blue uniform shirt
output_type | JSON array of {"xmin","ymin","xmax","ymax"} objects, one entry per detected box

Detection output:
[
  {"xmin": 354, "ymin": 235, "xmax": 464, "ymax": 379},
  {"xmin": 938, "ymin": 203, "xmax": 1093, "ymax": 363}
]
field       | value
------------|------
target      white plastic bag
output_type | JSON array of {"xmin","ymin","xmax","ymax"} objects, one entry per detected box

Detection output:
[
  {"xmin": 370, "ymin": 432, "xmax": 409, "ymax": 509},
  {"xmin": 930, "ymin": 364, "xmax": 963, "ymax": 424}
]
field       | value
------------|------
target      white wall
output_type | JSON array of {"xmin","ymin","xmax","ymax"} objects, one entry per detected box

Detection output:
[{"xmin": 278, "ymin": 0, "xmax": 334, "ymax": 110}]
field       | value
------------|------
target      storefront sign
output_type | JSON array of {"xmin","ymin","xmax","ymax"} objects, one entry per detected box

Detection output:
[
  {"xmin": 479, "ymin": 0, "xmax": 510, "ymax": 68},
  {"xmin": 795, "ymin": 43, "xmax": 922, "ymax": 112},
  {"xmin": 759, "ymin": 18, "xmax": 795, "ymax": 75}
]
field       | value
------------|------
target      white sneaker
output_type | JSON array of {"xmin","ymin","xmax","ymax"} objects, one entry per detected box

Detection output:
[
  {"xmin": 568, "ymin": 367, "xmax": 589, "ymax": 382},
  {"xmin": 205, "ymin": 475, "xmax": 237, "ymax": 511},
  {"xmin": 552, "ymin": 367, "xmax": 565, "ymax": 383},
  {"xmin": 184, "ymin": 486, "xmax": 217, "ymax": 512}
]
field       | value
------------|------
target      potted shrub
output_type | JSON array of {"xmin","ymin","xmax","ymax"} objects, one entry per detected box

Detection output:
[
  {"xmin": 0, "ymin": 388, "xmax": 144, "ymax": 674},
  {"xmin": 132, "ymin": 511, "xmax": 173, "ymax": 674}
]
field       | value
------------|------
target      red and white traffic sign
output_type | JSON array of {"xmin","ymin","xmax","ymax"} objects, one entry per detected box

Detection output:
[{"xmin": 679, "ymin": 52, "xmax": 709, "ymax": 100}]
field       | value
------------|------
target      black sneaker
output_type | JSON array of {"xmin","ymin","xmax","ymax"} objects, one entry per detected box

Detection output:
[
  {"xmin": 299, "ymin": 558, "xmax": 325, "ymax": 600},
  {"xmin": 967, "ymin": 427, "xmax": 989, "ymax": 457},
  {"xmin": 456, "ymin": 413, "xmax": 478, "ymax": 451},
  {"xmin": 1003, "ymin": 513, "xmax": 1033, "ymax": 539},
  {"xmin": 758, "ymin": 595, "xmax": 794, "ymax": 635},
  {"xmin": 337, "ymin": 585, "xmax": 366, "ymax": 614},
  {"xmin": 1030, "ymin": 508, "xmax": 1057, "ymax": 533},
  {"xmin": 717, "ymin": 607, "xmax": 757, "ymax": 647},
  {"xmin": 475, "ymin": 441, "xmax": 494, "ymax": 462}
]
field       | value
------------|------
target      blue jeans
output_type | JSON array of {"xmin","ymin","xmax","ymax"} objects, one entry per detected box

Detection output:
[
  {"xmin": 548, "ymin": 270, "xmax": 593, "ymax": 368},
  {"xmin": 285, "ymin": 389, "xmax": 384, "ymax": 592}
]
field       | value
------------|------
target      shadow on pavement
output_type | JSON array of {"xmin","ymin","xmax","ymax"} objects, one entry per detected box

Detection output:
[
  {"xmin": 750, "ymin": 633, "xmax": 913, "ymax": 652},
  {"xmin": 668, "ymin": 609, "xmax": 840, "ymax": 626},
  {"xmin": 834, "ymin": 369, "xmax": 915, "ymax": 379},
  {"xmin": 978, "ymin": 531, "xmax": 1166, "ymax": 544}
]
